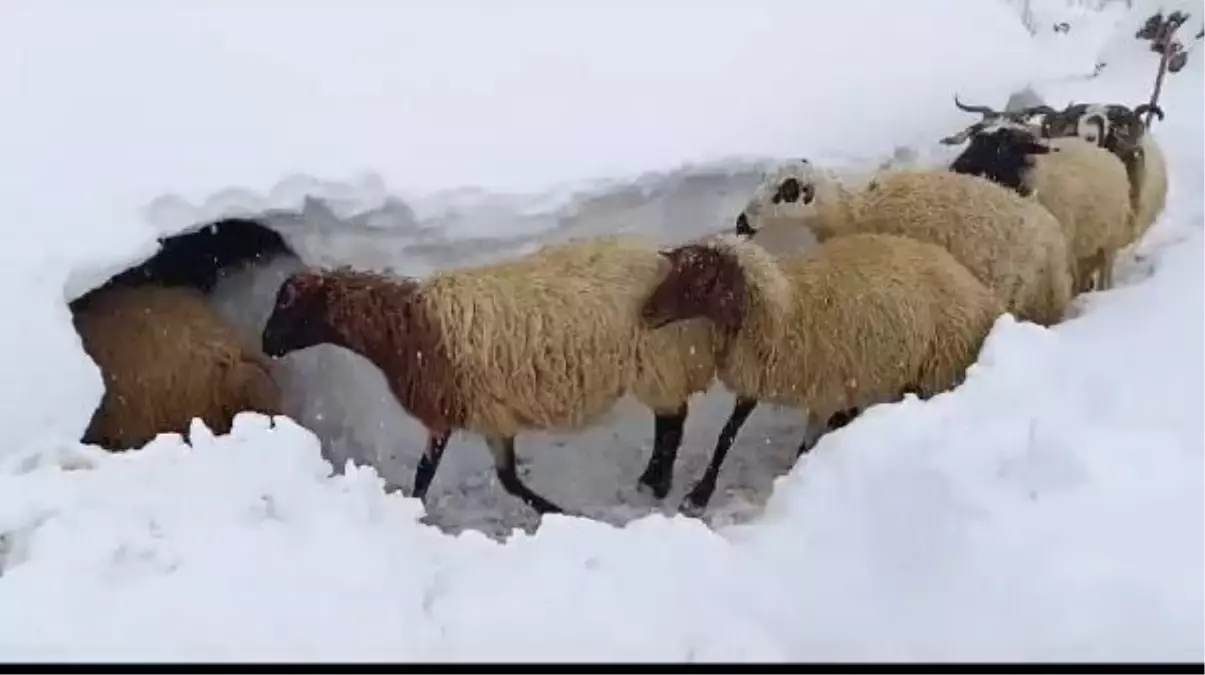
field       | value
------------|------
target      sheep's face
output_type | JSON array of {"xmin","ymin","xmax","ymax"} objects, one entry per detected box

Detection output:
[
  {"xmin": 262, "ymin": 273, "xmax": 339, "ymax": 357},
  {"xmin": 949, "ymin": 125, "xmax": 1052, "ymax": 196},
  {"xmin": 643, "ymin": 243, "xmax": 747, "ymax": 333},
  {"xmin": 1045, "ymin": 102, "xmax": 1159, "ymax": 160},
  {"xmin": 736, "ymin": 161, "xmax": 819, "ymax": 237},
  {"xmin": 1041, "ymin": 104, "xmax": 1090, "ymax": 140}
]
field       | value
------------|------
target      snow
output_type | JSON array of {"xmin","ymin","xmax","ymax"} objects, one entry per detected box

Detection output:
[{"xmin": 0, "ymin": 0, "xmax": 1201, "ymax": 662}]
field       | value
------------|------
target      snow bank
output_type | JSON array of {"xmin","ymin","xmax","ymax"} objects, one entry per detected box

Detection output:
[{"xmin": 0, "ymin": 0, "xmax": 1201, "ymax": 661}]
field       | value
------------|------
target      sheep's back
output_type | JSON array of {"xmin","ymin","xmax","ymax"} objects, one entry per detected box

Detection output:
[
  {"xmin": 1133, "ymin": 135, "xmax": 1169, "ymax": 243},
  {"xmin": 421, "ymin": 235, "xmax": 681, "ymax": 436},
  {"xmin": 852, "ymin": 170, "xmax": 1070, "ymax": 326},
  {"xmin": 723, "ymin": 233, "xmax": 1001, "ymax": 423},
  {"xmin": 1029, "ymin": 138, "xmax": 1133, "ymax": 269},
  {"xmin": 74, "ymin": 285, "xmax": 274, "ymax": 450}
]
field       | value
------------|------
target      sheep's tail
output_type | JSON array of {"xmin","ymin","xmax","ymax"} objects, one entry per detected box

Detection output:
[{"xmin": 229, "ymin": 354, "xmax": 284, "ymax": 419}]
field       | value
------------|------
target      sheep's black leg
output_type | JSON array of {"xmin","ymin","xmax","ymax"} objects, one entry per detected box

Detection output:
[
  {"xmin": 636, "ymin": 404, "xmax": 688, "ymax": 500},
  {"xmin": 798, "ymin": 407, "xmax": 860, "ymax": 458},
  {"xmin": 485, "ymin": 436, "xmax": 564, "ymax": 515},
  {"xmin": 412, "ymin": 431, "xmax": 450, "ymax": 500},
  {"xmin": 680, "ymin": 397, "xmax": 758, "ymax": 517},
  {"xmin": 827, "ymin": 407, "xmax": 859, "ymax": 430}
]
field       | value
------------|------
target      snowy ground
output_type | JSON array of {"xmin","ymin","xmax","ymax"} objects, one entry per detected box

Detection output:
[{"xmin": 0, "ymin": 0, "xmax": 1201, "ymax": 662}]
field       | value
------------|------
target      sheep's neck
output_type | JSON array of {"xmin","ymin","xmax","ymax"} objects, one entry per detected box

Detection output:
[
  {"xmin": 814, "ymin": 183, "xmax": 857, "ymax": 239},
  {"xmin": 321, "ymin": 294, "xmax": 407, "ymax": 369},
  {"xmin": 321, "ymin": 287, "xmax": 466, "ymax": 434}
]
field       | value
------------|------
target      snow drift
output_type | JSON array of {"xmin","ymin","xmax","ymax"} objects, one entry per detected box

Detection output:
[{"xmin": 0, "ymin": 0, "xmax": 1200, "ymax": 662}]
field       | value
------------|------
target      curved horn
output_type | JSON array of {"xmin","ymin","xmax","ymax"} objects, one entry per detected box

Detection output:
[
  {"xmin": 1022, "ymin": 104, "xmax": 1058, "ymax": 118},
  {"xmin": 953, "ymin": 94, "xmax": 998, "ymax": 117},
  {"xmin": 1134, "ymin": 103, "xmax": 1165, "ymax": 121}
]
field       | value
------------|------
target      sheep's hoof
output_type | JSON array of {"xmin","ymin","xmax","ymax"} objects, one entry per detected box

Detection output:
[
  {"xmin": 527, "ymin": 497, "xmax": 565, "ymax": 515},
  {"xmin": 636, "ymin": 475, "xmax": 671, "ymax": 500},
  {"xmin": 678, "ymin": 494, "xmax": 708, "ymax": 519}
]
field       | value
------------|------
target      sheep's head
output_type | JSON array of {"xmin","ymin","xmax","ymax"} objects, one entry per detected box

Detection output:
[
  {"xmin": 643, "ymin": 241, "xmax": 748, "ymax": 334},
  {"xmin": 1040, "ymin": 103, "xmax": 1092, "ymax": 140},
  {"xmin": 940, "ymin": 95, "xmax": 1055, "ymax": 146},
  {"xmin": 735, "ymin": 160, "xmax": 820, "ymax": 238},
  {"xmin": 949, "ymin": 124, "xmax": 1053, "ymax": 196},
  {"xmin": 261, "ymin": 271, "xmax": 340, "ymax": 357},
  {"xmin": 1043, "ymin": 102, "xmax": 1163, "ymax": 159}
]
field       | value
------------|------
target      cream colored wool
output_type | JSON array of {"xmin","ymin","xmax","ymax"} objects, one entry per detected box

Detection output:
[
  {"xmin": 1046, "ymin": 108, "xmax": 1169, "ymax": 248},
  {"xmin": 1022, "ymin": 136, "xmax": 1134, "ymax": 292},
  {"xmin": 421, "ymin": 234, "xmax": 717, "ymax": 438},
  {"xmin": 1130, "ymin": 135, "xmax": 1169, "ymax": 244},
  {"xmin": 709, "ymin": 233, "xmax": 1002, "ymax": 430},
  {"xmin": 743, "ymin": 164, "xmax": 1072, "ymax": 326},
  {"xmin": 74, "ymin": 284, "xmax": 282, "ymax": 451}
]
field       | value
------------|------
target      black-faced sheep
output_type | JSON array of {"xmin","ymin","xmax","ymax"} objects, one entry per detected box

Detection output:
[
  {"xmin": 259, "ymin": 235, "xmax": 718, "ymax": 515},
  {"xmin": 72, "ymin": 284, "xmax": 283, "ymax": 451},
  {"xmin": 641, "ymin": 233, "xmax": 1003, "ymax": 516},
  {"xmin": 948, "ymin": 124, "xmax": 1134, "ymax": 293},
  {"xmin": 1041, "ymin": 102, "xmax": 1169, "ymax": 246},
  {"xmin": 938, "ymin": 95, "xmax": 1055, "ymax": 145},
  {"xmin": 735, "ymin": 161, "xmax": 1072, "ymax": 326}
]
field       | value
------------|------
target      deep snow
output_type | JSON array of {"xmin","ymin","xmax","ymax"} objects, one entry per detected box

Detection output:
[{"xmin": 0, "ymin": 0, "xmax": 1201, "ymax": 662}]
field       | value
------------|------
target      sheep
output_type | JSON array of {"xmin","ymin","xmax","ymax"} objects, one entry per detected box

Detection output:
[
  {"xmin": 948, "ymin": 123, "xmax": 1134, "ymax": 293},
  {"xmin": 72, "ymin": 283, "xmax": 283, "ymax": 451},
  {"xmin": 735, "ymin": 160, "xmax": 1072, "ymax": 326},
  {"xmin": 1041, "ymin": 102, "xmax": 1169, "ymax": 246},
  {"xmin": 259, "ymin": 234, "xmax": 717, "ymax": 515},
  {"xmin": 938, "ymin": 94, "xmax": 1055, "ymax": 145},
  {"xmin": 641, "ymin": 232, "xmax": 1003, "ymax": 515}
]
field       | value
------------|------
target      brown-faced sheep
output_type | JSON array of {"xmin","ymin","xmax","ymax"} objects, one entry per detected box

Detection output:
[
  {"xmin": 641, "ymin": 233, "xmax": 1002, "ymax": 516},
  {"xmin": 72, "ymin": 284, "xmax": 283, "ymax": 451},
  {"xmin": 1041, "ymin": 102, "xmax": 1169, "ymax": 246},
  {"xmin": 735, "ymin": 161, "xmax": 1072, "ymax": 326},
  {"xmin": 259, "ymin": 235, "xmax": 717, "ymax": 515},
  {"xmin": 948, "ymin": 124, "xmax": 1134, "ymax": 293}
]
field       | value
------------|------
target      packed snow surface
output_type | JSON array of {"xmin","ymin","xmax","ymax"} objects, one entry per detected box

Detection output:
[{"xmin": 0, "ymin": 0, "xmax": 1201, "ymax": 662}]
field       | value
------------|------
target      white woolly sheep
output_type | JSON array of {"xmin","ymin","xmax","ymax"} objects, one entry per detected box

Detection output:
[
  {"xmin": 949, "ymin": 124, "xmax": 1134, "ymax": 292},
  {"xmin": 641, "ymin": 232, "xmax": 1003, "ymax": 516},
  {"xmin": 735, "ymin": 161, "xmax": 1072, "ymax": 326},
  {"xmin": 73, "ymin": 284, "xmax": 283, "ymax": 451},
  {"xmin": 259, "ymin": 235, "xmax": 718, "ymax": 515},
  {"xmin": 1041, "ymin": 102, "xmax": 1169, "ymax": 246}
]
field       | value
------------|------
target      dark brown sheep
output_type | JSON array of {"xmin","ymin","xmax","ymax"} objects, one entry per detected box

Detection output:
[
  {"xmin": 73, "ymin": 284, "xmax": 282, "ymax": 451},
  {"xmin": 260, "ymin": 235, "xmax": 718, "ymax": 515}
]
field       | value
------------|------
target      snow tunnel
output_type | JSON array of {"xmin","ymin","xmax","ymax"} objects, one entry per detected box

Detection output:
[{"xmin": 61, "ymin": 164, "xmax": 821, "ymax": 540}]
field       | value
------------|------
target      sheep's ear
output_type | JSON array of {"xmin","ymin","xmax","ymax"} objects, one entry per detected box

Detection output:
[
  {"xmin": 656, "ymin": 246, "xmax": 674, "ymax": 259},
  {"xmin": 277, "ymin": 279, "xmax": 298, "ymax": 307},
  {"xmin": 940, "ymin": 127, "xmax": 974, "ymax": 145}
]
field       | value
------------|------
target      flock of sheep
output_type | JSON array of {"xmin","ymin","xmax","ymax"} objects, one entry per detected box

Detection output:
[{"xmin": 69, "ymin": 93, "xmax": 1171, "ymax": 521}]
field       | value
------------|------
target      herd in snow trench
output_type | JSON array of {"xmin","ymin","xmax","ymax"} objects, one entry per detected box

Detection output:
[{"xmin": 68, "ymin": 94, "xmax": 1171, "ymax": 520}]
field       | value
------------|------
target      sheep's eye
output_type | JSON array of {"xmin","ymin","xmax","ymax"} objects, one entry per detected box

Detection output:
[{"xmin": 773, "ymin": 177, "xmax": 803, "ymax": 204}]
